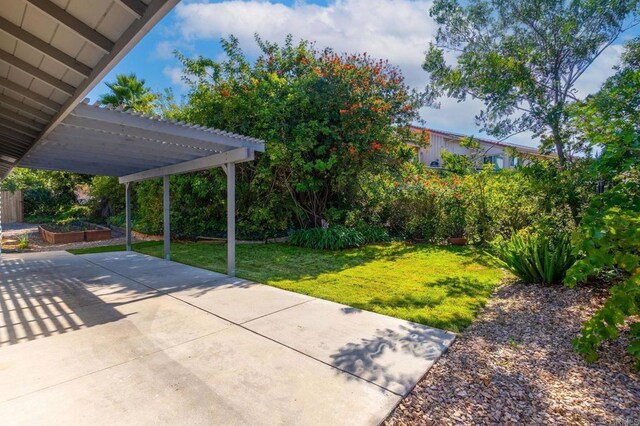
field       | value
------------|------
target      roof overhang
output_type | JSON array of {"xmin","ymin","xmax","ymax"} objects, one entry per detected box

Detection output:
[
  {"xmin": 0, "ymin": 0, "xmax": 181, "ymax": 178},
  {"xmin": 19, "ymin": 101, "xmax": 266, "ymax": 179}
]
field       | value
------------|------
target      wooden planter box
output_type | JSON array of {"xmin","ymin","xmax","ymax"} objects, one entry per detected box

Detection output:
[
  {"xmin": 40, "ymin": 226, "xmax": 84, "ymax": 244},
  {"xmin": 39, "ymin": 224, "xmax": 112, "ymax": 244},
  {"xmin": 84, "ymin": 228, "xmax": 112, "ymax": 241}
]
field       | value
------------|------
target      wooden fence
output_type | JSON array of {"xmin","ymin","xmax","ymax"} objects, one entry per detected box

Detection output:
[{"xmin": 1, "ymin": 190, "xmax": 24, "ymax": 223}]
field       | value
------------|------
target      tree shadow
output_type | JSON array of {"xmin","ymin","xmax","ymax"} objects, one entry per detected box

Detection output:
[{"xmin": 329, "ymin": 323, "xmax": 455, "ymax": 396}]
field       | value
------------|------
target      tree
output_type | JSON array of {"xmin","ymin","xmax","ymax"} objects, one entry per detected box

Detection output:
[
  {"xmin": 424, "ymin": 0, "xmax": 640, "ymax": 165},
  {"xmin": 98, "ymin": 73, "xmax": 158, "ymax": 114},
  {"xmin": 565, "ymin": 38, "xmax": 640, "ymax": 368},
  {"xmin": 175, "ymin": 35, "xmax": 425, "ymax": 229}
]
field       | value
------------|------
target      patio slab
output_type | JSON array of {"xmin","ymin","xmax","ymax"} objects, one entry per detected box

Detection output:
[
  {"xmin": 163, "ymin": 278, "xmax": 314, "ymax": 323},
  {"xmin": 0, "ymin": 250, "xmax": 454, "ymax": 425},
  {"xmin": 244, "ymin": 299, "xmax": 456, "ymax": 396}
]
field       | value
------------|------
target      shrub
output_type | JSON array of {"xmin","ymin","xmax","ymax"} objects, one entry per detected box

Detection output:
[
  {"xmin": 17, "ymin": 235, "xmax": 29, "ymax": 250},
  {"xmin": 289, "ymin": 226, "xmax": 366, "ymax": 250},
  {"xmin": 492, "ymin": 232, "xmax": 575, "ymax": 285},
  {"xmin": 358, "ymin": 225, "xmax": 391, "ymax": 244}
]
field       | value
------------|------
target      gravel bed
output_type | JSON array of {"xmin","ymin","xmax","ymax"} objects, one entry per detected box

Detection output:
[
  {"xmin": 1, "ymin": 223, "xmax": 140, "ymax": 252},
  {"xmin": 385, "ymin": 282, "xmax": 639, "ymax": 425}
]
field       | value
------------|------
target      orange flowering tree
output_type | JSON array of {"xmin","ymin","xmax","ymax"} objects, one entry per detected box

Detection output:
[{"xmin": 176, "ymin": 35, "xmax": 424, "ymax": 230}]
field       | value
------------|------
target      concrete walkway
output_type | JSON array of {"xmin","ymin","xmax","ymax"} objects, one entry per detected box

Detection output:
[{"xmin": 0, "ymin": 251, "xmax": 455, "ymax": 425}]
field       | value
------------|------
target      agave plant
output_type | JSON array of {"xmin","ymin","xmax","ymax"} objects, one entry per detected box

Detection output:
[{"xmin": 492, "ymin": 232, "xmax": 575, "ymax": 285}]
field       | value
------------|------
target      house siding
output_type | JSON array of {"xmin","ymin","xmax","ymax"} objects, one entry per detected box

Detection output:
[{"xmin": 413, "ymin": 129, "xmax": 540, "ymax": 170}]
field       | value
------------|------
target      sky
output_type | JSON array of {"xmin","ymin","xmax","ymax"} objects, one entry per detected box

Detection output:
[{"xmin": 87, "ymin": 0, "xmax": 640, "ymax": 148}]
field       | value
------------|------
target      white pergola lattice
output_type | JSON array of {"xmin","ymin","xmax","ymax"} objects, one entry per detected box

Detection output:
[{"xmin": 21, "ymin": 100, "xmax": 265, "ymax": 276}]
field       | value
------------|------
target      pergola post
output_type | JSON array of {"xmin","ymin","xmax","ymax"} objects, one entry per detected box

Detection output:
[
  {"xmin": 125, "ymin": 182, "xmax": 132, "ymax": 251},
  {"xmin": 226, "ymin": 162, "xmax": 236, "ymax": 276},
  {"xmin": 163, "ymin": 175, "xmax": 170, "ymax": 260}
]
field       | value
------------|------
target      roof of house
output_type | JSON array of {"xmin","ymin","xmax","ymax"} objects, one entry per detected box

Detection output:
[{"xmin": 410, "ymin": 126, "xmax": 541, "ymax": 154}]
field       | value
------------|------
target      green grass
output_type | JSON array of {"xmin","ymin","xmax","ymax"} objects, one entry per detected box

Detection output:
[{"xmin": 69, "ymin": 241, "xmax": 504, "ymax": 332}]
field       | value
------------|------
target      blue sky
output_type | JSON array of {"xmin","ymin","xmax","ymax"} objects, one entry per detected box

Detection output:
[{"xmin": 88, "ymin": 0, "xmax": 639, "ymax": 147}]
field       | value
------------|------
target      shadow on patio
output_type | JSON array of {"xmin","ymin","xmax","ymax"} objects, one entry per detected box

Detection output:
[{"xmin": 0, "ymin": 257, "xmax": 128, "ymax": 347}]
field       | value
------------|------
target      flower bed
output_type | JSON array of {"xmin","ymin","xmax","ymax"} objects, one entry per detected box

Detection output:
[{"xmin": 39, "ymin": 222, "xmax": 112, "ymax": 244}]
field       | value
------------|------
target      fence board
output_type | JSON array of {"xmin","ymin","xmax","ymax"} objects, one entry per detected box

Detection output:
[{"xmin": 1, "ymin": 190, "xmax": 24, "ymax": 223}]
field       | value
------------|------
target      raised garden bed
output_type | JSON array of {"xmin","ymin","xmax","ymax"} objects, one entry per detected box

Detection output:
[{"xmin": 39, "ymin": 222, "xmax": 112, "ymax": 244}]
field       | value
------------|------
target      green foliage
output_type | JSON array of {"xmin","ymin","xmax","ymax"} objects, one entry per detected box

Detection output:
[
  {"xmin": 17, "ymin": 234, "xmax": 29, "ymax": 250},
  {"xmin": 565, "ymin": 39, "xmax": 640, "ymax": 368},
  {"xmin": 89, "ymin": 176, "xmax": 125, "ymax": 221},
  {"xmin": 2, "ymin": 168, "xmax": 89, "ymax": 217},
  {"xmin": 288, "ymin": 224, "xmax": 389, "ymax": 250},
  {"xmin": 358, "ymin": 224, "xmax": 391, "ymax": 244},
  {"xmin": 89, "ymin": 36, "xmax": 423, "ymax": 239},
  {"xmin": 174, "ymin": 34, "xmax": 423, "ymax": 232},
  {"xmin": 566, "ymin": 171, "xmax": 640, "ymax": 368},
  {"xmin": 492, "ymin": 232, "xmax": 575, "ymax": 285},
  {"xmin": 98, "ymin": 73, "xmax": 159, "ymax": 114},
  {"xmin": 289, "ymin": 226, "xmax": 365, "ymax": 250},
  {"xmin": 424, "ymin": 0, "xmax": 640, "ymax": 164}
]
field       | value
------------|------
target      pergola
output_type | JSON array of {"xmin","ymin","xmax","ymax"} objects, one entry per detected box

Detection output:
[
  {"xmin": 21, "ymin": 100, "xmax": 265, "ymax": 275},
  {"xmin": 0, "ymin": 0, "xmax": 265, "ymax": 275}
]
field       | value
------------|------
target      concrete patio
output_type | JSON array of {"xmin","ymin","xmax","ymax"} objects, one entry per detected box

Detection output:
[{"xmin": 0, "ymin": 251, "xmax": 455, "ymax": 425}]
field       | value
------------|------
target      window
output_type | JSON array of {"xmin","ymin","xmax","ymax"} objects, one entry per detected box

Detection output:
[
  {"xmin": 510, "ymin": 156, "xmax": 520, "ymax": 168},
  {"xmin": 483, "ymin": 155, "xmax": 504, "ymax": 169}
]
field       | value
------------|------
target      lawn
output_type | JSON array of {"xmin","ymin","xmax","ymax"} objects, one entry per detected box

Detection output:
[{"xmin": 69, "ymin": 241, "xmax": 505, "ymax": 332}]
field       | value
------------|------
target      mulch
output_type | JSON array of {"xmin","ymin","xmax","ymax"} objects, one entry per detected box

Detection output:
[{"xmin": 385, "ymin": 281, "xmax": 639, "ymax": 425}]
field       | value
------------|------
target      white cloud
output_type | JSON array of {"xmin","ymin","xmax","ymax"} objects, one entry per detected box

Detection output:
[
  {"xmin": 163, "ymin": 66, "xmax": 189, "ymax": 88},
  {"xmin": 172, "ymin": 0, "xmax": 434, "ymax": 87},
  {"xmin": 163, "ymin": 0, "xmax": 625, "ymax": 148},
  {"xmin": 573, "ymin": 44, "xmax": 624, "ymax": 97}
]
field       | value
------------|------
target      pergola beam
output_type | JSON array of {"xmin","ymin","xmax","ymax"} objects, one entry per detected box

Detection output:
[
  {"xmin": 32, "ymin": 145, "xmax": 168, "ymax": 170},
  {"xmin": 0, "ymin": 16, "xmax": 92, "ymax": 77},
  {"xmin": 125, "ymin": 182, "xmax": 132, "ymax": 251},
  {"xmin": 226, "ymin": 162, "xmax": 236, "ymax": 276},
  {"xmin": 52, "ymin": 127, "xmax": 209, "ymax": 161},
  {"xmin": 0, "ymin": 126, "xmax": 34, "ymax": 144},
  {"xmin": 163, "ymin": 175, "xmax": 170, "ymax": 260},
  {"xmin": 22, "ymin": 157, "xmax": 132, "ymax": 176},
  {"xmin": 115, "ymin": 0, "xmax": 148, "ymax": 18},
  {"xmin": 119, "ymin": 148, "xmax": 254, "ymax": 184},
  {"xmin": 0, "ymin": 139, "xmax": 29, "ymax": 157},
  {"xmin": 0, "ymin": 50, "xmax": 75, "ymax": 95},
  {"xmin": 0, "ymin": 116, "xmax": 39, "ymax": 138},
  {"xmin": 24, "ymin": 0, "xmax": 115, "ymax": 53},
  {"xmin": 0, "ymin": 96, "xmax": 54, "ymax": 122},
  {"xmin": 0, "ymin": 77, "xmax": 62, "ymax": 111},
  {"xmin": 0, "ymin": 106, "xmax": 45, "ymax": 131}
]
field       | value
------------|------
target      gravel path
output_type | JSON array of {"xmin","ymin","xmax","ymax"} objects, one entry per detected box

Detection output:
[{"xmin": 385, "ymin": 282, "xmax": 639, "ymax": 425}]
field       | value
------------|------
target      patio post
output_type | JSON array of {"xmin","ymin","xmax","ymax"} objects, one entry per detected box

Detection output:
[
  {"xmin": 226, "ymin": 162, "xmax": 235, "ymax": 276},
  {"xmin": 163, "ymin": 175, "xmax": 170, "ymax": 260},
  {"xmin": 125, "ymin": 182, "xmax": 131, "ymax": 251}
]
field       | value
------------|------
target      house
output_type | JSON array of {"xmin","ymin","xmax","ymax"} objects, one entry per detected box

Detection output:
[{"xmin": 409, "ymin": 126, "xmax": 546, "ymax": 170}]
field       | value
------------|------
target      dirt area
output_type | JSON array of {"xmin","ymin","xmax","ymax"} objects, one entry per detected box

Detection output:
[
  {"xmin": 385, "ymin": 282, "xmax": 639, "ymax": 425},
  {"xmin": 39, "ymin": 222, "xmax": 107, "ymax": 232}
]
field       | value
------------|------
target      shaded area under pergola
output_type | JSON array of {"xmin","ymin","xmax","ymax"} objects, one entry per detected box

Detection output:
[{"xmin": 18, "ymin": 100, "xmax": 266, "ymax": 276}]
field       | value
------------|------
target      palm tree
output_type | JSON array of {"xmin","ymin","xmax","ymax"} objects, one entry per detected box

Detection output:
[{"xmin": 98, "ymin": 73, "xmax": 158, "ymax": 114}]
